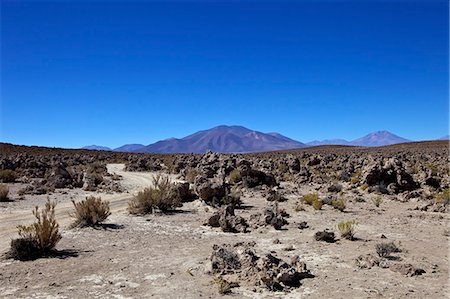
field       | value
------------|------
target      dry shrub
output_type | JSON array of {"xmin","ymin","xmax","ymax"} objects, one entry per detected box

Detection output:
[
  {"xmin": 337, "ymin": 219, "xmax": 357, "ymax": 240},
  {"xmin": 331, "ymin": 198, "xmax": 346, "ymax": 211},
  {"xmin": 228, "ymin": 169, "xmax": 242, "ymax": 184},
  {"xmin": 371, "ymin": 196, "xmax": 383, "ymax": 207},
  {"xmin": 70, "ymin": 196, "xmax": 111, "ymax": 228},
  {"xmin": 435, "ymin": 188, "xmax": 449, "ymax": 205},
  {"xmin": 128, "ymin": 174, "xmax": 182, "ymax": 215},
  {"xmin": 185, "ymin": 168, "xmax": 201, "ymax": 184},
  {"xmin": 9, "ymin": 200, "xmax": 62, "ymax": 260},
  {"xmin": 0, "ymin": 169, "xmax": 17, "ymax": 183},
  {"xmin": 376, "ymin": 241, "xmax": 401, "ymax": 258},
  {"xmin": 303, "ymin": 193, "xmax": 322, "ymax": 210},
  {"xmin": 350, "ymin": 170, "xmax": 362, "ymax": 184},
  {"xmin": 0, "ymin": 184, "xmax": 9, "ymax": 201}
]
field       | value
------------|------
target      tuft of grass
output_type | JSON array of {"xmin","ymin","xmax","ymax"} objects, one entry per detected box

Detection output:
[
  {"xmin": 9, "ymin": 200, "xmax": 62, "ymax": 260},
  {"xmin": 303, "ymin": 193, "xmax": 322, "ymax": 210},
  {"xmin": 70, "ymin": 196, "xmax": 111, "ymax": 228},
  {"xmin": 0, "ymin": 184, "xmax": 10, "ymax": 201},
  {"xmin": 435, "ymin": 188, "xmax": 449, "ymax": 205},
  {"xmin": 128, "ymin": 174, "xmax": 182, "ymax": 215},
  {"xmin": 0, "ymin": 169, "xmax": 17, "ymax": 183},
  {"xmin": 214, "ymin": 277, "xmax": 238, "ymax": 295},
  {"xmin": 185, "ymin": 168, "xmax": 201, "ymax": 184},
  {"xmin": 228, "ymin": 169, "xmax": 242, "ymax": 184},
  {"xmin": 360, "ymin": 183, "xmax": 369, "ymax": 191},
  {"xmin": 371, "ymin": 196, "xmax": 383, "ymax": 207},
  {"xmin": 337, "ymin": 219, "xmax": 357, "ymax": 240},
  {"xmin": 350, "ymin": 170, "xmax": 362, "ymax": 184},
  {"xmin": 331, "ymin": 198, "xmax": 346, "ymax": 212},
  {"xmin": 375, "ymin": 241, "xmax": 401, "ymax": 258}
]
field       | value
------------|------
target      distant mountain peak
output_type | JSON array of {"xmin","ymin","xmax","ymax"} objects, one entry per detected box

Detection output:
[
  {"xmin": 81, "ymin": 145, "xmax": 111, "ymax": 151},
  {"xmin": 133, "ymin": 125, "xmax": 306, "ymax": 153}
]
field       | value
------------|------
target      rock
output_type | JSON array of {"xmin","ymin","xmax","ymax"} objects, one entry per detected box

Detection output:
[
  {"xmin": 355, "ymin": 254, "xmax": 380, "ymax": 269},
  {"xmin": 389, "ymin": 263, "xmax": 425, "ymax": 276},
  {"xmin": 314, "ymin": 230, "xmax": 335, "ymax": 243},
  {"xmin": 205, "ymin": 204, "xmax": 248, "ymax": 233},
  {"xmin": 250, "ymin": 202, "xmax": 288, "ymax": 230},
  {"xmin": 193, "ymin": 176, "xmax": 226, "ymax": 203}
]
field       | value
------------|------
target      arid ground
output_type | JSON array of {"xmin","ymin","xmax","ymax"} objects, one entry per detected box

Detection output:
[{"xmin": 0, "ymin": 142, "xmax": 449, "ymax": 298}]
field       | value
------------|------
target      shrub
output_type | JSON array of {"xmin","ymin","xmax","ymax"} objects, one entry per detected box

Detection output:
[
  {"xmin": 375, "ymin": 241, "xmax": 401, "ymax": 258},
  {"xmin": 70, "ymin": 196, "xmax": 111, "ymax": 228},
  {"xmin": 228, "ymin": 169, "xmax": 242, "ymax": 184},
  {"xmin": 303, "ymin": 193, "xmax": 322, "ymax": 210},
  {"xmin": 337, "ymin": 219, "xmax": 357, "ymax": 240},
  {"xmin": 0, "ymin": 184, "xmax": 9, "ymax": 201},
  {"xmin": 371, "ymin": 196, "xmax": 383, "ymax": 207},
  {"xmin": 331, "ymin": 198, "xmax": 346, "ymax": 212},
  {"xmin": 350, "ymin": 170, "xmax": 362, "ymax": 184},
  {"xmin": 435, "ymin": 188, "xmax": 449, "ymax": 205},
  {"xmin": 185, "ymin": 168, "xmax": 201, "ymax": 184},
  {"xmin": 360, "ymin": 183, "xmax": 369, "ymax": 191},
  {"xmin": 9, "ymin": 200, "xmax": 62, "ymax": 260},
  {"xmin": 128, "ymin": 174, "xmax": 182, "ymax": 214},
  {"xmin": 0, "ymin": 169, "xmax": 17, "ymax": 183}
]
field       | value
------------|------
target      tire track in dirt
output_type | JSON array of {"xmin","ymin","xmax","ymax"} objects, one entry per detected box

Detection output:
[{"xmin": 0, "ymin": 164, "xmax": 166, "ymax": 252}]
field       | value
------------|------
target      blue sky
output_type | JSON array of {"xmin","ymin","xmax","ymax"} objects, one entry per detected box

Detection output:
[{"xmin": 1, "ymin": 0, "xmax": 448, "ymax": 148}]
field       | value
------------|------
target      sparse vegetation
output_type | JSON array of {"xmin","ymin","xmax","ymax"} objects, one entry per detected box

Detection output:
[
  {"xmin": 9, "ymin": 200, "xmax": 62, "ymax": 260},
  {"xmin": 375, "ymin": 241, "xmax": 401, "ymax": 258},
  {"xmin": 185, "ymin": 168, "xmax": 201, "ymax": 183},
  {"xmin": 331, "ymin": 198, "xmax": 346, "ymax": 211},
  {"xmin": 128, "ymin": 174, "xmax": 182, "ymax": 214},
  {"xmin": 228, "ymin": 169, "xmax": 242, "ymax": 184},
  {"xmin": 0, "ymin": 169, "xmax": 17, "ymax": 183},
  {"xmin": 435, "ymin": 188, "xmax": 449, "ymax": 205},
  {"xmin": 0, "ymin": 184, "xmax": 10, "ymax": 201},
  {"xmin": 303, "ymin": 193, "xmax": 323, "ymax": 210},
  {"xmin": 70, "ymin": 196, "xmax": 111, "ymax": 228},
  {"xmin": 214, "ymin": 277, "xmax": 238, "ymax": 294},
  {"xmin": 350, "ymin": 170, "xmax": 362, "ymax": 184},
  {"xmin": 360, "ymin": 183, "xmax": 369, "ymax": 191},
  {"xmin": 337, "ymin": 219, "xmax": 357, "ymax": 240},
  {"xmin": 371, "ymin": 196, "xmax": 383, "ymax": 207}
]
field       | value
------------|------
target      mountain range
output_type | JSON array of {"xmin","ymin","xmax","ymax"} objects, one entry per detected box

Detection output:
[
  {"xmin": 81, "ymin": 125, "xmax": 444, "ymax": 153},
  {"xmin": 307, "ymin": 130, "xmax": 411, "ymax": 147}
]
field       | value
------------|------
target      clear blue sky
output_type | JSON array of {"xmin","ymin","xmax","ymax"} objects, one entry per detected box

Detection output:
[{"xmin": 1, "ymin": 0, "xmax": 448, "ymax": 148}]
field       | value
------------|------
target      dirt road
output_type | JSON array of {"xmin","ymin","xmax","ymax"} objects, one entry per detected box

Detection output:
[{"xmin": 0, "ymin": 164, "xmax": 166, "ymax": 252}]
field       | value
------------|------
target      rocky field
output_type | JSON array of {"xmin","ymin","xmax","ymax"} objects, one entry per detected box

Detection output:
[{"xmin": 0, "ymin": 141, "xmax": 448, "ymax": 298}]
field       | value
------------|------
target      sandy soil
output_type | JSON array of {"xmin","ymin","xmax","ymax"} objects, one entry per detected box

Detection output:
[{"xmin": 0, "ymin": 165, "xmax": 448, "ymax": 298}]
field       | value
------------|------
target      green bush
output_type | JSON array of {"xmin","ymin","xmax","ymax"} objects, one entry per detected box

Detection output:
[{"xmin": 331, "ymin": 198, "xmax": 346, "ymax": 212}]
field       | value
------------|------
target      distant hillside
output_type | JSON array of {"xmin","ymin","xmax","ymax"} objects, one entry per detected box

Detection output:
[
  {"xmin": 138, "ymin": 125, "xmax": 306, "ymax": 153},
  {"xmin": 113, "ymin": 144, "xmax": 146, "ymax": 152},
  {"xmin": 307, "ymin": 131, "xmax": 410, "ymax": 147},
  {"xmin": 350, "ymin": 130, "xmax": 410, "ymax": 147},
  {"xmin": 81, "ymin": 145, "xmax": 111, "ymax": 151}
]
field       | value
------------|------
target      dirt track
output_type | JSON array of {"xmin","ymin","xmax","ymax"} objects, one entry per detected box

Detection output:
[{"xmin": 0, "ymin": 164, "xmax": 163, "ymax": 252}]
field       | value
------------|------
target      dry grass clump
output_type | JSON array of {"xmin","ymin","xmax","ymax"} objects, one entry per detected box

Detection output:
[
  {"xmin": 214, "ymin": 277, "xmax": 238, "ymax": 294},
  {"xmin": 0, "ymin": 169, "xmax": 17, "ymax": 183},
  {"xmin": 435, "ymin": 188, "xmax": 449, "ymax": 205},
  {"xmin": 128, "ymin": 174, "xmax": 182, "ymax": 215},
  {"xmin": 350, "ymin": 170, "xmax": 362, "ymax": 184},
  {"xmin": 185, "ymin": 168, "xmax": 201, "ymax": 183},
  {"xmin": 375, "ymin": 241, "xmax": 401, "ymax": 258},
  {"xmin": 228, "ymin": 169, "xmax": 242, "ymax": 184},
  {"xmin": 371, "ymin": 196, "xmax": 383, "ymax": 207},
  {"xmin": 70, "ymin": 196, "xmax": 111, "ymax": 228},
  {"xmin": 331, "ymin": 198, "xmax": 346, "ymax": 212},
  {"xmin": 9, "ymin": 200, "xmax": 62, "ymax": 260},
  {"xmin": 302, "ymin": 193, "xmax": 322, "ymax": 210},
  {"xmin": 0, "ymin": 184, "xmax": 10, "ymax": 201},
  {"xmin": 337, "ymin": 219, "xmax": 357, "ymax": 240}
]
